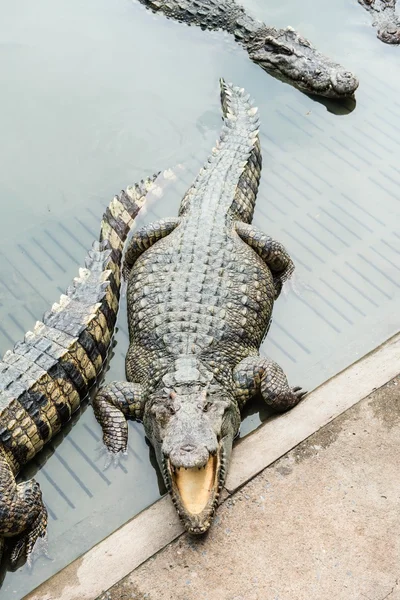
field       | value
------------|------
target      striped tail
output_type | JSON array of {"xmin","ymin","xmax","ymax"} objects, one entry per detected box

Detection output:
[{"xmin": 0, "ymin": 174, "xmax": 165, "ymax": 471}]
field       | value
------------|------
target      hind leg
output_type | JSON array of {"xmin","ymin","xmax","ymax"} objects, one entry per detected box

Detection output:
[
  {"xmin": 123, "ymin": 218, "xmax": 180, "ymax": 279},
  {"xmin": 0, "ymin": 450, "xmax": 47, "ymax": 568},
  {"xmin": 234, "ymin": 222, "xmax": 294, "ymax": 299}
]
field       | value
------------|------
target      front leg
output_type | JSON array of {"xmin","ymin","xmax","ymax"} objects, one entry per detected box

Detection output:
[
  {"xmin": 92, "ymin": 381, "xmax": 145, "ymax": 454},
  {"xmin": 0, "ymin": 449, "xmax": 47, "ymax": 568},
  {"xmin": 234, "ymin": 222, "xmax": 294, "ymax": 298},
  {"xmin": 123, "ymin": 217, "xmax": 180, "ymax": 278},
  {"xmin": 233, "ymin": 355, "xmax": 306, "ymax": 411}
]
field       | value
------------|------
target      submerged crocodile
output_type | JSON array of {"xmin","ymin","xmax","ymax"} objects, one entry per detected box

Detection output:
[
  {"xmin": 94, "ymin": 79, "xmax": 305, "ymax": 534},
  {"xmin": 358, "ymin": 0, "xmax": 400, "ymax": 44},
  {"xmin": 0, "ymin": 175, "xmax": 162, "ymax": 567},
  {"xmin": 137, "ymin": 0, "xmax": 359, "ymax": 98}
]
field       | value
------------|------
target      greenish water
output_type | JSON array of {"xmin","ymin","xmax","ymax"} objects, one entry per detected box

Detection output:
[{"xmin": 0, "ymin": 0, "xmax": 399, "ymax": 596}]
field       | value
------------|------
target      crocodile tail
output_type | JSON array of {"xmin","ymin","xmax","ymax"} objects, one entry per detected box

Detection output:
[
  {"xmin": 179, "ymin": 79, "xmax": 261, "ymax": 222},
  {"xmin": 0, "ymin": 174, "xmax": 165, "ymax": 472},
  {"xmin": 99, "ymin": 175, "xmax": 162, "ymax": 265},
  {"xmin": 219, "ymin": 78, "xmax": 262, "ymax": 224}
]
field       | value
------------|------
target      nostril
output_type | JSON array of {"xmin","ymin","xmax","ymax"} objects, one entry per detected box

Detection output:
[
  {"xmin": 338, "ymin": 71, "xmax": 352, "ymax": 81},
  {"xmin": 181, "ymin": 444, "xmax": 195, "ymax": 453}
]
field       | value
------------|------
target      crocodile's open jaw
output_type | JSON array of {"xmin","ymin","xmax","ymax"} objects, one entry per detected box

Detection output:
[
  {"xmin": 165, "ymin": 445, "xmax": 224, "ymax": 534},
  {"xmin": 172, "ymin": 454, "xmax": 218, "ymax": 515}
]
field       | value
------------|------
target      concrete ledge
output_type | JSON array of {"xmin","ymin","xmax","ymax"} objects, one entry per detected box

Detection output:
[
  {"xmin": 226, "ymin": 331, "xmax": 400, "ymax": 492},
  {"xmin": 25, "ymin": 332, "xmax": 400, "ymax": 600}
]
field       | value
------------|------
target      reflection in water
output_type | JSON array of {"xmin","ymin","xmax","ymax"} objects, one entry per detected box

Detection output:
[{"xmin": 306, "ymin": 93, "xmax": 357, "ymax": 115}]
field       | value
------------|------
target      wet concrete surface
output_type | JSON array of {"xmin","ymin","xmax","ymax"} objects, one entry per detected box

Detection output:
[{"xmin": 98, "ymin": 376, "xmax": 400, "ymax": 600}]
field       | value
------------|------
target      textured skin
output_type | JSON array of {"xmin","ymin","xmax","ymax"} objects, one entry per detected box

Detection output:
[
  {"xmin": 358, "ymin": 0, "xmax": 400, "ymax": 44},
  {"xmin": 0, "ymin": 175, "xmax": 161, "ymax": 568},
  {"xmin": 94, "ymin": 80, "xmax": 306, "ymax": 534},
  {"xmin": 138, "ymin": 0, "xmax": 359, "ymax": 98}
]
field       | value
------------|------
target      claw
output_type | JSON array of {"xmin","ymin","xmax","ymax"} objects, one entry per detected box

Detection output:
[
  {"xmin": 26, "ymin": 533, "xmax": 51, "ymax": 570},
  {"xmin": 9, "ymin": 507, "xmax": 48, "ymax": 570},
  {"xmin": 282, "ymin": 272, "xmax": 313, "ymax": 298},
  {"xmin": 293, "ymin": 387, "xmax": 307, "ymax": 399},
  {"xmin": 102, "ymin": 449, "xmax": 127, "ymax": 471}
]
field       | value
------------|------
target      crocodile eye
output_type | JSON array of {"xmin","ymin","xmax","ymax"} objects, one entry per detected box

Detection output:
[
  {"xmin": 150, "ymin": 401, "xmax": 176, "ymax": 417},
  {"xmin": 263, "ymin": 37, "xmax": 294, "ymax": 56}
]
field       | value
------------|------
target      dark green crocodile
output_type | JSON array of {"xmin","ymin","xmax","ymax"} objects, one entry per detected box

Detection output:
[
  {"xmin": 93, "ymin": 80, "xmax": 305, "ymax": 534},
  {"xmin": 0, "ymin": 175, "xmax": 162, "ymax": 567},
  {"xmin": 137, "ymin": 0, "xmax": 359, "ymax": 98},
  {"xmin": 358, "ymin": 0, "xmax": 400, "ymax": 44}
]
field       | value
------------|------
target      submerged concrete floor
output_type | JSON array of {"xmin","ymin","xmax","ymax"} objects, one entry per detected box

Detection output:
[{"xmin": 99, "ymin": 376, "xmax": 400, "ymax": 600}]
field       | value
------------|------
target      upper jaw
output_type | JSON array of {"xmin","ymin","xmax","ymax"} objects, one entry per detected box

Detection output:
[
  {"xmin": 163, "ymin": 442, "xmax": 227, "ymax": 534},
  {"xmin": 295, "ymin": 77, "xmax": 358, "ymax": 99},
  {"xmin": 292, "ymin": 74, "xmax": 358, "ymax": 99}
]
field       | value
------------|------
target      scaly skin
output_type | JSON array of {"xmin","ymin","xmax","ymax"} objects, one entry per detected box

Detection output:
[
  {"xmin": 358, "ymin": 0, "xmax": 400, "ymax": 44},
  {"xmin": 0, "ymin": 174, "xmax": 163, "ymax": 568},
  {"xmin": 94, "ymin": 80, "xmax": 306, "ymax": 535},
  {"xmin": 138, "ymin": 0, "xmax": 359, "ymax": 98}
]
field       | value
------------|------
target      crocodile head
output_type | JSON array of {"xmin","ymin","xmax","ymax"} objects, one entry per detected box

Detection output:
[
  {"xmin": 247, "ymin": 26, "xmax": 359, "ymax": 98},
  {"xmin": 376, "ymin": 20, "xmax": 400, "ymax": 44},
  {"xmin": 144, "ymin": 384, "xmax": 240, "ymax": 533}
]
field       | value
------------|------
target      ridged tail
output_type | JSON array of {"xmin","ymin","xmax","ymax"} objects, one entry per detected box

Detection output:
[
  {"xmin": 179, "ymin": 78, "xmax": 262, "ymax": 222},
  {"xmin": 0, "ymin": 175, "xmax": 163, "ymax": 472},
  {"xmin": 220, "ymin": 79, "xmax": 262, "ymax": 223}
]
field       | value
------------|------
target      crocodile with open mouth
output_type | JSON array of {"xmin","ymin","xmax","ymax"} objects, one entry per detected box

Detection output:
[
  {"xmin": 358, "ymin": 0, "xmax": 400, "ymax": 44},
  {"xmin": 0, "ymin": 175, "xmax": 163, "ymax": 567},
  {"xmin": 93, "ymin": 79, "xmax": 306, "ymax": 534},
  {"xmin": 137, "ymin": 0, "xmax": 359, "ymax": 98}
]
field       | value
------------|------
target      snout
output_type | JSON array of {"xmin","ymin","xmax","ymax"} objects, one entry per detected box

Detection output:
[
  {"xmin": 330, "ymin": 70, "xmax": 359, "ymax": 97},
  {"xmin": 378, "ymin": 23, "xmax": 400, "ymax": 45},
  {"xmin": 168, "ymin": 442, "xmax": 213, "ymax": 469}
]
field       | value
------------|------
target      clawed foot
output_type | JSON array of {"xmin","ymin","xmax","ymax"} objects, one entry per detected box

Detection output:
[
  {"xmin": 95, "ymin": 442, "xmax": 127, "ymax": 470},
  {"xmin": 8, "ymin": 508, "xmax": 48, "ymax": 570},
  {"xmin": 292, "ymin": 386, "xmax": 308, "ymax": 400},
  {"xmin": 26, "ymin": 533, "xmax": 51, "ymax": 569},
  {"xmin": 286, "ymin": 385, "xmax": 308, "ymax": 409},
  {"xmin": 282, "ymin": 273, "xmax": 313, "ymax": 299},
  {"xmin": 273, "ymin": 386, "xmax": 307, "ymax": 413},
  {"xmin": 103, "ymin": 450, "xmax": 128, "ymax": 470}
]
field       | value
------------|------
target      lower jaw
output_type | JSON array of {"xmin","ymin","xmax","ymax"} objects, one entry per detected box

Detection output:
[{"xmin": 166, "ymin": 450, "xmax": 225, "ymax": 534}]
